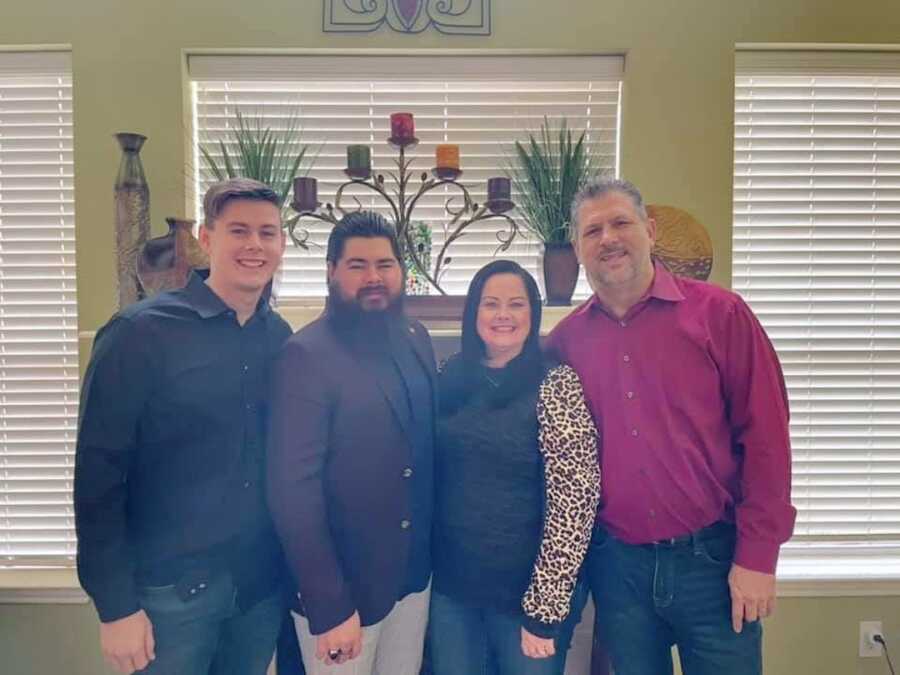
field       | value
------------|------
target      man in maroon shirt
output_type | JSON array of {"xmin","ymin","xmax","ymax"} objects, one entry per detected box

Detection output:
[{"xmin": 547, "ymin": 178, "xmax": 795, "ymax": 675}]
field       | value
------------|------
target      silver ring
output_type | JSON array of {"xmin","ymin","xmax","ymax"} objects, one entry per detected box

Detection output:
[{"xmin": 328, "ymin": 649, "xmax": 342, "ymax": 660}]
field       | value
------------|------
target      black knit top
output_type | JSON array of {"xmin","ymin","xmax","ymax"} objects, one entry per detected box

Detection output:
[{"xmin": 433, "ymin": 357, "xmax": 545, "ymax": 615}]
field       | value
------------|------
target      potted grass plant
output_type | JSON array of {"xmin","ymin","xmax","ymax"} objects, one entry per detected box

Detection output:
[
  {"xmin": 507, "ymin": 117, "xmax": 600, "ymax": 305},
  {"xmin": 198, "ymin": 109, "xmax": 315, "ymax": 248}
]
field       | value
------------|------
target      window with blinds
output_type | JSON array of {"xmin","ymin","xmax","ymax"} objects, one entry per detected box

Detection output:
[
  {"xmin": 189, "ymin": 54, "xmax": 622, "ymax": 298},
  {"xmin": 0, "ymin": 51, "xmax": 77, "ymax": 567},
  {"xmin": 734, "ymin": 51, "xmax": 900, "ymax": 579}
]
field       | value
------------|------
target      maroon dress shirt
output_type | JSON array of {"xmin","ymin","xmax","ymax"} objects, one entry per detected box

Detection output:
[{"xmin": 547, "ymin": 262, "xmax": 796, "ymax": 574}]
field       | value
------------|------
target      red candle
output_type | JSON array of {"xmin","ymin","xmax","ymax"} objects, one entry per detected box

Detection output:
[
  {"xmin": 390, "ymin": 112, "xmax": 415, "ymax": 141},
  {"xmin": 293, "ymin": 176, "xmax": 318, "ymax": 212}
]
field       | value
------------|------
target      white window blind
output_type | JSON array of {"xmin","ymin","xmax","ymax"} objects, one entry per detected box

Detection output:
[
  {"xmin": 0, "ymin": 50, "xmax": 77, "ymax": 567},
  {"xmin": 189, "ymin": 54, "xmax": 622, "ymax": 298},
  {"xmin": 734, "ymin": 50, "xmax": 900, "ymax": 579}
]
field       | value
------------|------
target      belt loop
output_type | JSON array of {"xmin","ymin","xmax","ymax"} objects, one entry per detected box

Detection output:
[{"xmin": 691, "ymin": 531, "xmax": 703, "ymax": 556}]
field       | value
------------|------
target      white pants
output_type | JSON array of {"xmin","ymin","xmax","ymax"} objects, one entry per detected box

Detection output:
[{"xmin": 292, "ymin": 585, "xmax": 430, "ymax": 675}]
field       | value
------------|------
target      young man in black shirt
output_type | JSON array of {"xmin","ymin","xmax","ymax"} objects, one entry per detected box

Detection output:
[{"xmin": 75, "ymin": 178, "xmax": 292, "ymax": 675}]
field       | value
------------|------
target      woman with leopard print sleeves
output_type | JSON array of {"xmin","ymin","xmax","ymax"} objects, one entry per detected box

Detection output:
[{"xmin": 429, "ymin": 260, "xmax": 600, "ymax": 675}]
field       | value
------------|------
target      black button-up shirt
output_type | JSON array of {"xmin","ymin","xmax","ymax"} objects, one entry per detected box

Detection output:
[{"xmin": 74, "ymin": 272, "xmax": 292, "ymax": 622}]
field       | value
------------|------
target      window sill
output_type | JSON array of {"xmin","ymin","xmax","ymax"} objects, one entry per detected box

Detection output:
[
  {"xmin": 777, "ymin": 577, "xmax": 900, "ymax": 597},
  {"xmin": 0, "ymin": 568, "xmax": 87, "ymax": 604}
]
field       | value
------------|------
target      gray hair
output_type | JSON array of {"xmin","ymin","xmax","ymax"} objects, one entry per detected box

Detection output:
[
  {"xmin": 202, "ymin": 178, "xmax": 281, "ymax": 229},
  {"xmin": 569, "ymin": 177, "xmax": 648, "ymax": 240}
]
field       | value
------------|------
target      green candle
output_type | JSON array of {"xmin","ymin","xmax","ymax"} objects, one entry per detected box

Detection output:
[{"xmin": 347, "ymin": 145, "xmax": 371, "ymax": 172}]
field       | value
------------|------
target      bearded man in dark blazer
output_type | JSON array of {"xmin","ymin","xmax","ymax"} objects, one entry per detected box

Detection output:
[{"xmin": 267, "ymin": 211, "xmax": 436, "ymax": 675}]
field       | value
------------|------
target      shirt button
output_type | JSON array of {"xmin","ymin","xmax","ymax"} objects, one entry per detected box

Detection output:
[
  {"xmin": 400, "ymin": 519, "xmax": 411, "ymax": 529},
  {"xmin": 243, "ymin": 364, "xmax": 249, "ymax": 372},
  {"xmin": 626, "ymin": 391, "xmax": 634, "ymax": 399},
  {"xmin": 244, "ymin": 481, "xmax": 251, "ymax": 488},
  {"xmin": 631, "ymin": 429, "xmax": 639, "ymax": 437},
  {"xmin": 620, "ymin": 320, "xmax": 627, "ymax": 328},
  {"xmin": 649, "ymin": 509, "xmax": 656, "ymax": 518},
  {"xmin": 623, "ymin": 354, "xmax": 631, "ymax": 363},
  {"xmin": 402, "ymin": 468, "xmax": 413, "ymax": 478}
]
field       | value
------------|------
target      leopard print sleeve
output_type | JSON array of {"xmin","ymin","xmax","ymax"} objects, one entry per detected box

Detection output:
[{"xmin": 522, "ymin": 364, "xmax": 601, "ymax": 629}]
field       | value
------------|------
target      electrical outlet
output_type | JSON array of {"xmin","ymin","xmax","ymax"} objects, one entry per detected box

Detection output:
[{"xmin": 859, "ymin": 621, "xmax": 884, "ymax": 658}]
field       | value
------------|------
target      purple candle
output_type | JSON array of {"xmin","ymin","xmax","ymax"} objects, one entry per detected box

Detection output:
[
  {"xmin": 293, "ymin": 176, "xmax": 318, "ymax": 212},
  {"xmin": 487, "ymin": 177, "xmax": 511, "ymax": 202}
]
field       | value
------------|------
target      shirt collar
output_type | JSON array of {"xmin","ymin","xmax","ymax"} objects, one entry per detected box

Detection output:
[
  {"xmin": 578, "ymin": 258, "xmax": 685, "ymax": 317},
  {"xmin": 182, "ymin": 269, "xmax": 273, "ymax": 319},
  {"xmin": 647, "ymin": 259, "xmax": 686, "ymax": 303}
]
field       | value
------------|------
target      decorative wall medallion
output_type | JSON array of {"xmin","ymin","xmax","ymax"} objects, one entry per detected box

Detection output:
[
  {"xmin": 647, "ymin": 205, "xmax": 714, "ymax": 281},
  {"xmin": 323, "ymin": 0, "xmax": 491, "ymax": 35}
]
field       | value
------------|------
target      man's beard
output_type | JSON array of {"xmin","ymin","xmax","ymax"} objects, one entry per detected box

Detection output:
[{"xmin": 326, "ymin": 281, "xmax": 406, "ymax": 351}]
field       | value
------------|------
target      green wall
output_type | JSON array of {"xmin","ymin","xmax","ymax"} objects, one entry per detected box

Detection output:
[
  {"xmin": 3, "ymin": 0, "xmax": 897, "ymax": 333},
  {"xmin": 2, "ymin": 1, "xmax": 899, "ymax": 673}
]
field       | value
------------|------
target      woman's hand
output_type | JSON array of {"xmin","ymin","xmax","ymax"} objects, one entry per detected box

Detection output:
[{"xmin": 521, "ymin": 626, "xmax": 555, "ymax": 659}]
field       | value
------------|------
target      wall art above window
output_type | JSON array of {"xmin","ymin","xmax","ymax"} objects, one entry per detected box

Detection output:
[{"xmin": 323, "ymin": 0, "xmax": 491, "ymax": 35}]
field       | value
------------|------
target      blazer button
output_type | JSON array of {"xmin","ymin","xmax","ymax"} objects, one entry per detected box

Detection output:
[
  {"xmin": 400, "ymin": 519, "xmax": 411, "ymax": 529},
  {"xmin": 402, "ymin": 467, "xmax": 413, "ymax": 478}
]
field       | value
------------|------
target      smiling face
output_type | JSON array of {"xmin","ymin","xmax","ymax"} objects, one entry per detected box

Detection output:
[
  {"xmin": 574, "ymin": 190, "xmax": 656, "ymax": 303},
  {"xmin": 476, "ymin": 272, "xmax": 532, "ymax": 366},
  {"xmin": 199, "ymin": 198, "xmax": 285, "ymax": 301},
  {"xmin": 326, "ymin": 236, "xmax": 404, "ymax": 312}
]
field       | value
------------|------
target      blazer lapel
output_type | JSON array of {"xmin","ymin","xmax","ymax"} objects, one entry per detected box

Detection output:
[
  {"xmin": 405, "ymin": 321, "xmax": 439, "ymax": 423},
  {"xmin": 355, "ymin": 348, "xmax": 413, "ymax": 441}
]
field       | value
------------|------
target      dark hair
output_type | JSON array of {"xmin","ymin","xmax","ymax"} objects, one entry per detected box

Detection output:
[
  {"xmin": 326, "ymin": 210, "xmax": 403, "ymax": 264},
  {"xmin": 442, "ymin": 260, "xmax": 545, "ymax": 412},
  {"xmin": 462, "ymin": 260, "xmax": 542, "ymax": 365},
  {"xmin": 202, "ymin": 178, "xmax": 281, "ymax": 229}
]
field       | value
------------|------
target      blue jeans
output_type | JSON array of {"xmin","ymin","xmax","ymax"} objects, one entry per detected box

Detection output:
[
  {"xmin": 428, "ymin": 582, "xmax": 588, "ymax": 675},
  {"xmin": 586, "ymin": 522, "xmax": 762, "ymax": 675},
  {"xmin": 137, "ymin": 570, "xmax": 283, "ymax": 675}
]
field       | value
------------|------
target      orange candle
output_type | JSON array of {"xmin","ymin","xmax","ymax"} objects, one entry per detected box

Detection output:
[{"xmin": 436, "ymin": 144, "xmax": 460, "ymax": 170}]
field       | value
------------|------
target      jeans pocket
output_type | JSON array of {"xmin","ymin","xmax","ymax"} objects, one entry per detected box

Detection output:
[
  {"xmin": 140, "ymin": 584, "xmax": 177, "ymax": 594},
  {"xmin": 694, "ymin": 532, "xmax": 736, "ymax": 567},
  {"xmin": 138, "ymin": 583, "xmax": 187, "ymax": 616},
  {"xmin": 590, "ymin": 525, "xmax": 612, "ymax": 552}
]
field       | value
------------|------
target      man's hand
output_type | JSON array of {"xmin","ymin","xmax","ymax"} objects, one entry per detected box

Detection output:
[
  {"xmin": 100, "ymin": 610, "xmax": 155, "ymax": 674},
  {"xmin": 315, "ymin": 611, "xmax": 362, "ymax": 666},
  {"xmin": 728, "ymin": 563, "xmax": 776, "ymax": 632},
  {"xmin": 521, "ymin": 627, "xmax": 556, "ymax": 659}
]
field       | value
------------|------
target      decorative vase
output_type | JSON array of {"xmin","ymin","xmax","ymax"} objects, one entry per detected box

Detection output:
[
  {"xmin": 137, "ymin": 217, "xmax": 209, "ymax": 297},
  {"xmin": 114, "ymin": 132, "xmax": 151, "ymax": 308},
  {"xmin": 542, "ymin": 241, "xmax": 580, "ymax": 306}
]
